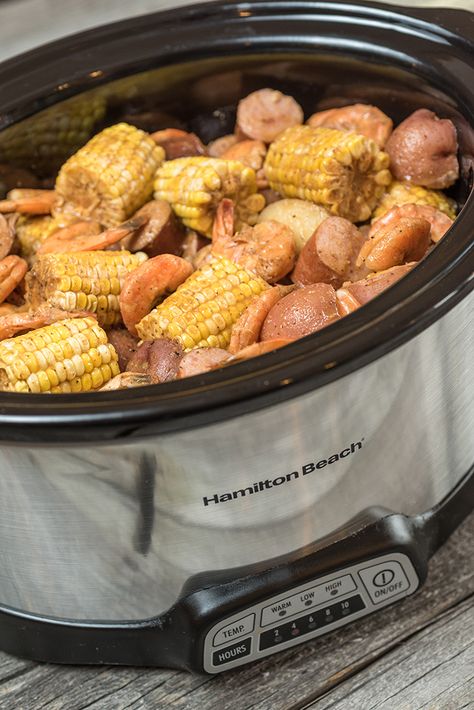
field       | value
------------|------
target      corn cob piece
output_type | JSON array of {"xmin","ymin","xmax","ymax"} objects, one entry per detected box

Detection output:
[
  {"xmin": 25, "ymin": 250, "xmax": 148, "ymax": 327},
  {"xmin": 54, "ymin": 123, "xmax": 165, "ymax": 228},
  {"xmin": 0, "ymin": 316, "xmax": 120, "ymax": 393},
  {"xmin": 137, "ymin": 254, "xmax": 269, "ymax": 350},
  {"xmin": 264, "ymin": 125, "xmax": 392, "ymax": 223},
  {"xmin": 154, "ymin": 156, "xmax": 265, "ymax": 237},
  {"xmin": 371, "ymin": 180, "xmax": 457, "ymax": 221},
  {"xmin": 0, "ymin": 93, "xmax": 106, "ymax": 177}
]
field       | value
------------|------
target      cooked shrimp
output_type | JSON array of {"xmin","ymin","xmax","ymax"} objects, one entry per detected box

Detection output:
[
  {"xmin": 228, "ymin": 285, "xmax": 294, "ymax": 354},
  {"xmin": 100, "ymin": 372, "xmax": 152, "ymax": 390},
  {"xmin": 0, "ymin": 302, "xmax": 25, "ymax": 317},
  {"xmin": 0, "ymin": 256, "xmax": 28, "ymax": 304},
  {"xmin": 0, "ymin": 305, "xmax": 94, "ymax": 340},
  {"xmin": 207, "ymin": 134, "xmax": 239, "ymax": 158},
  {"xmin": 221, "ymin": 140, "xmax": 268, "ymax": 188},
  {"xmin": 38, "ymin": 215, "xmax": 145, "ymax": 255},
  {"xmin": 0, "ymin": 214, "xmax": 15, "ymax": 260},
  {"xmin": 229, "ymin": 339, "xmax": 293, "ymax": 361},
  {"xmin": 0, "ymin": 189, "xmax": 57, "ymax": 215},
  {"xmin": 212, "ymin": 199, "xmax": 296, "ymax": 283},
  {"xmin": 370, "ymin": 203, "xmax": 454, "ymax": 243},
  {"xmin": 339, "ymin": 263, "xmax": 417, "ymax": 308},
  {"xmin": 120, "ymin": 254, "xmax": 193, "ymax": 335},
  {"xmin": 357, "ymin": 217, "xmax": 431, "ymax": 271},
  {"xmin": 307, "ymin": 104, "xmax": 393, "ymax": 147}
]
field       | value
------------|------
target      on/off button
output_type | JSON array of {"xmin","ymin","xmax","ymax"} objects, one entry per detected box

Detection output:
[{"xmin": 358, "ymin": 561, "xmax": 410, "ymax": 604}]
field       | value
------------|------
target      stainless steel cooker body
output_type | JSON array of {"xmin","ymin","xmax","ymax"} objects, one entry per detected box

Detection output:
[
  {"xmin": 0, "ymin": 295, "xmax": 473, "ymax": 621},
  {"xmin": 0, "ymin": 0, "xmax": 472, "ymax": 627}
]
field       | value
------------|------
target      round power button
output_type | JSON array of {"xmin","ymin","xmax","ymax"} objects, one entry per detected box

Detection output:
[{"xmin": 373, "ymin": 569, "xmax": 395, "ymax": 587}]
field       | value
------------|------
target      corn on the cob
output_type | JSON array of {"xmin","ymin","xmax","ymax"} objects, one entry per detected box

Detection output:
[
  {"xmin": 25, "ymin": 250, "xmax": 148, "ymax": 327},
  {"xmin": 137, "ymin": 254, "xmax": 269, "ymax": 349},
  {"xmin": 54, "ymin": 123, "xmax": 165, "ymax": 228},
  {"xmin": 0, "ymin": 316, "xmax": 120, "ymax": 393},
  {"xmin": 371, "ymin": 180, "xmax": 456, "ymax": 221},
  {"xmin": 0, "ymin": 93, "xmax": 106, "ymax": 178},
  {"xmin": 264, "ymin": 125, "xmax": 392, "ymax": 223},
  {"xmin": 154, "ymin": 156, "xmax": 265, "ymax": 237}
]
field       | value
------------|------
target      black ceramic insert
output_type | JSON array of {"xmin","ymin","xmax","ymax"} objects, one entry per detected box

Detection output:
[{"xmin": 0, "ymin": 0, "xmax": 472, "ymax": 442}]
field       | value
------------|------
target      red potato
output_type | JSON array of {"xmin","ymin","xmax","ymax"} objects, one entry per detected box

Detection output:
[
  {"xmin": 177, "ymin": 348, "xmax": 232, "ymax": 378},
  {"xmin": 107, "ymin": 329, "xmax": 139, "ymax": 371},
  {"xmin": 127, "ymin": 339, "xmax": 184, "ymax": 383},
  {"xmin": 236, "ymin": 89, "xmax": 304, "ymax": 143},
  {"xmin": 228, "ymin": 285, "xmax": 294, "ymax": 354},
  {"xmin": 386, "ymin": 109, "xmax": 459, "ymax": 189},
  {"xmin": 261, "ymin": 283, "xmax": 340, "ymax": 341}
]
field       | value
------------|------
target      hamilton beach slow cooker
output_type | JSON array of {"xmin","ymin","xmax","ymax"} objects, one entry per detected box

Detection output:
[{"xmin": 0, "ymin": 0, "xmax": 472, "ymax": 674}]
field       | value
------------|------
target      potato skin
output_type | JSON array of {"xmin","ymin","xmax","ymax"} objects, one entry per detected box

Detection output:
[
  {"xmin": 386, "ymin": 109, "xmax": 459, "ymax": 189},
  {"xmin": 261, "ymin": 283, "xmax": 340, "ymax": 341},
  {"xmin": 127, "ymin": 339, "xmax": 183, "ymax": 383}
]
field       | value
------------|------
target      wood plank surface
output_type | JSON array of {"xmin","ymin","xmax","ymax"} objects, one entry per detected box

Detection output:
[{"xmin": 0, "ymin": 511, "xmax": 472, "ymax": 710}]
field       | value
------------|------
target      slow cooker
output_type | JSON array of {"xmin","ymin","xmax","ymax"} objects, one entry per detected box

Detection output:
[{"xmin": 0, "ymin": 0, "xmax": 472, "ymax": 675}]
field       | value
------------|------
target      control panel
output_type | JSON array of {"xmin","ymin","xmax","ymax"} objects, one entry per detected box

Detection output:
[{"xmin": 203, "ymin": 552, "xmax": 419, "ymax": 673}]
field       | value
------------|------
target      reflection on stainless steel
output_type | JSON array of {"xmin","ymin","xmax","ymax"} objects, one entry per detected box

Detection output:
[{"xmin": 0, "ymin": 295, "xmax": 472, "ymax": 621}]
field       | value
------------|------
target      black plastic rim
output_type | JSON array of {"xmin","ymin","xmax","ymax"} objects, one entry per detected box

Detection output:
[{"xmin": 0, "ymin": 0, "xmax": 472, "ymax": 443}]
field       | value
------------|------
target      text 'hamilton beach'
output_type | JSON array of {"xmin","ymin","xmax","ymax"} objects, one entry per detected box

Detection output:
[{"xmin": 202, "ymin": 440, "xmax": 363, "ymax": 507}]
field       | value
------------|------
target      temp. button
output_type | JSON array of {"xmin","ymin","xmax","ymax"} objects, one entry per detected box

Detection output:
[
  {"xmin": 358, "ymin": 560, "xmax": 410, "ymax": 604},
  {"xmin": 213, "ymin": 614, "xmax": 255, "ymax": 647}
]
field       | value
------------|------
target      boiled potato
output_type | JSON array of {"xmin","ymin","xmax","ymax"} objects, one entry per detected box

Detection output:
[{"xmin": 257, "ymin": 198, "xmax": 330, "ymax": 253}]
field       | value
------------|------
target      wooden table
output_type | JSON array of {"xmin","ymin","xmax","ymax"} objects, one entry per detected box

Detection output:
[{"xmin": 0, "ymin": 510, "xmax": 472, "ymax": 709}]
